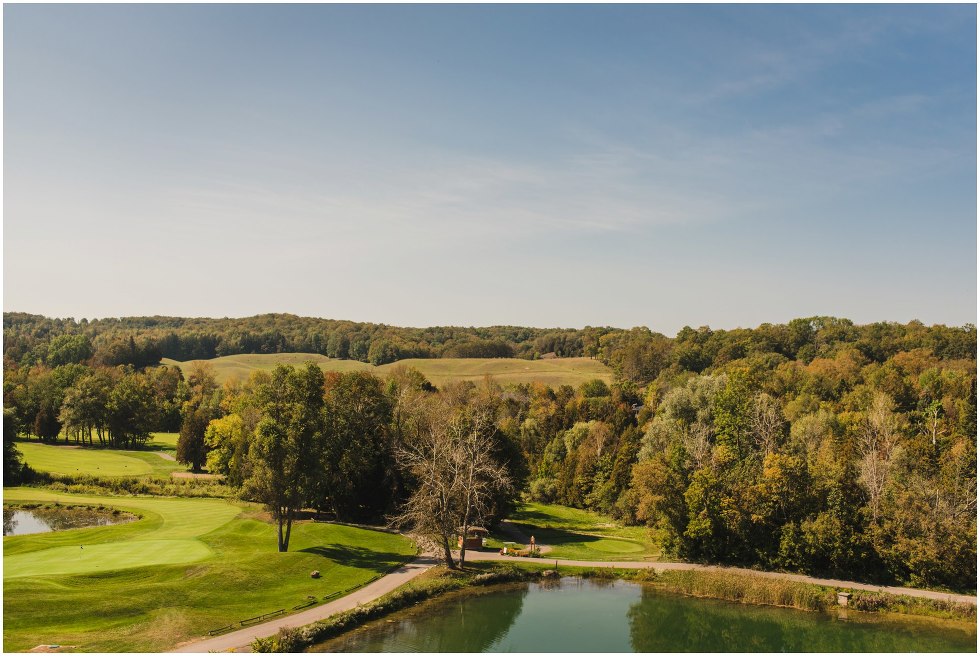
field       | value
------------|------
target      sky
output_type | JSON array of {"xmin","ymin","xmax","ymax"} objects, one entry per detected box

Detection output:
[{"xmin": 3, "ymin": 4, "xmax": 976, "ymax": 334}]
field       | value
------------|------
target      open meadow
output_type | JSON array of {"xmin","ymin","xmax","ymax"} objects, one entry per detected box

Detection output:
[
  {"xmin": 161, "ymin": 353, "xmax": 613, "ymax": 387},
  {"xmin": 2, "ymin": 488, "xmax": 415, "ymax": 652}
]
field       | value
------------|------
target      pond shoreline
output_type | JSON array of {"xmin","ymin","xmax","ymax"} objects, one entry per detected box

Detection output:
[
  {"xmin": 3, "ymin": 502, "xmax": 139, "ymax": 536},
  {"xmin": 251, "ymin": 563, "xmax": 976, "ymax": 653}
]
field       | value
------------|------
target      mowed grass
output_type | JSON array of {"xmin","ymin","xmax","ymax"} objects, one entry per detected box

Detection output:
[
  {"xmin": 162, "ymin": 353, "xmax": 612, "ymax": 387},
  {"xmin": 3, "ymin": 488, "xmax": 415, "ymax": 652},
  {"xmin": 17, "ymin": 441, "xmax": 185, "ymax": 478},
  {"xmin": 149, "ymin": 431, "xmax": 180, "ymax": 450},
  {"xmin": 507, "ymin": 502, "xmax": 659, "ymax": 562}
]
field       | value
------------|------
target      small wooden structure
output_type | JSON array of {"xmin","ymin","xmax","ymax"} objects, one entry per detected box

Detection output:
[{"xmin": 458, "ymin": 526, "xmax": 489, "ymax": 550}]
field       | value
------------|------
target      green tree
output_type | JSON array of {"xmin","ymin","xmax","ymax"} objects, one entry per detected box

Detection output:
[
  {"xmin": 176, "ymin": 364, "xmax": 220, "ymax": 472},
  {"xmin": 106, "ymin": 370, "xmax": 158, "ymax": 448},
  {"xmin": 245, "ymin": 363, "xmax": 325, "ymax": 552},
  {"xmin": 314, "ymin": 372, "xmax": 393, "ymax": 521},
  {"xmin": 46, "ymin": 334, "xmax": 93, "ymax": 366},
  {"xmin": 204, "ymin": 413, "xmax": 254, "ymax": 487},
  {"xmin": 3, "ymin": 408, "xmax": 29, "ymax": 485},
  {"xmin": 713, "ymin": 372, "xmax": 752, "ymax": 457}
]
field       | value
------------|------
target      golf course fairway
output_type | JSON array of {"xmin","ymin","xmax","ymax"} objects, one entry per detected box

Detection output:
[{"xmin": 3, "ymin": 489, "xmax": 416, "ymax": 652}]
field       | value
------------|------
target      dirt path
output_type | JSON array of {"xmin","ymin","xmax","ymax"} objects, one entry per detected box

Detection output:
[
  {"xmin": 466, "ymin": 551, "xmax": 977, "ymax": 606},
  {"xmin": 169, "ymin": 556, "xmax": 438, "ymax": 653},
  {"xmin": 155, "ymin": 452, "xmax": 176, "ymax": 461}
]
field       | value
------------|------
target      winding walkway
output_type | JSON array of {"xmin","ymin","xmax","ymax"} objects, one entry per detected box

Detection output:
[{"xmin": 170, "ymin": 547, "xmax": 976, "ymax": 653}]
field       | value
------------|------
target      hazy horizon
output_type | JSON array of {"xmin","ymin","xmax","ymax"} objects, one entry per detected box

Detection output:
[
  {"xmin": 3, "ymin": 308, "xmax": 975, "ymax": 337},
  {"xmin": 4, "ymin": 5, "xmax": 976, "ymax": 335}
]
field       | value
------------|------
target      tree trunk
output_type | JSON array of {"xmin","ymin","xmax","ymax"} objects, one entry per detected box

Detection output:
[
  {"xmin": 441, "ymin": 536, "xmax": 456, "ymax": 568},
  {"xmin": 283, "ymin": 509, "xmax": 294, "ymax": 552},
  {"xmin": 459, "ymin": 504, "xmax": 470, "ymax": 569},
  {"xmin": 277, "ymin": 510, "xmax": 286, "ymax": 552}
]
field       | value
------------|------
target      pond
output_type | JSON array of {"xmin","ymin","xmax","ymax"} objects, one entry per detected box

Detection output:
[
  {"xmin": 3, "ymin": 505, "xmax": 137, "ymax": 536},
  {"xmin": 310, "ymin": 578, "xmax": 976, "ymax": 653}
]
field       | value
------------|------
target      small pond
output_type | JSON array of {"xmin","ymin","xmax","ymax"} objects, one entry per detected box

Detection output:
[
  {"xmin": 3, "ymin": 505, "xmax": 137, "ymax": 536},
  {"xmin": 310, "ymin": 577, "xmax": 976, "ymax": 653}
]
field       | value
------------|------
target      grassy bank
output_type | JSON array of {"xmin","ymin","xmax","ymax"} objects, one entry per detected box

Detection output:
[
  {"xmin": 24, "ymin": 471, "xmax": 233, "ymax": 498},
  {"xmin": 252, "ymin": 564, "xmax": 544, "ymax": 652},
  {"xmin": 577, "ymin": 566, "xmax": 976, "ymax": 622},
  {"xmin": 3, "ymin": 489, "xmax": 415, "ymax": 652},
  {"xmin": 506, "ymin": 502, "xmax": 658, "ymax": 561}
]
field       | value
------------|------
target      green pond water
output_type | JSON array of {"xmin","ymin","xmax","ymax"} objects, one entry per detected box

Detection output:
[
  {"xmin": 2, "ymin": 506, "xmax": 135, "ymax": 536},
  {"xmin": 310, "ymin": 578, "xmax": 977, "ymax": 653}
]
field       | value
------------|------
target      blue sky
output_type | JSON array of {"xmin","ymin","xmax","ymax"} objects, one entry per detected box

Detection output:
[{"xmin": 4, "ymin": 4, "xmax": 976, "ymax": 333}]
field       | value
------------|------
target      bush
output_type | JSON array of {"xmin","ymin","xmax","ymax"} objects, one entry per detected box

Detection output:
[
  {"xmin": 528, "ymin": 477, "xmax": 559, "ymax": 503},
  {"xmin": 27, "ymin": 472, "xmax": 232, "ymax": 498}
]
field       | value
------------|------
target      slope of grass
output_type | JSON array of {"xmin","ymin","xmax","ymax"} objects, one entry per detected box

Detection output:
[
  {"xmin": 506, "ymin": 502, "xmax": 658, "ymax": 562},
  {"xmin": 162, "ymin": 353, "xmax": 612, "ymax": 387},
  {"xmin": 161, "ymin": 353, "xmax": 371, "ymax": 384},
  {"xmin": 17, "ymin": 441, "xmax": 185, "ymax": 479},
  {"xmin": 2, "ymin": 489, "xmax": 415, "ymax": 652},
  {"xmin": 378, "ymin": 357, "xmax": 611, "ymax": 387}
]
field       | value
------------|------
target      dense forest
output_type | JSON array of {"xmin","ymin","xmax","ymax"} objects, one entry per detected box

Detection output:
[
  {"xmin": 2, "ymin": 312, "xmax": 598, "ymax": 366},
  {"xmin": 2, "ymin": 313, "xmax": 976, "ymax": 589}
]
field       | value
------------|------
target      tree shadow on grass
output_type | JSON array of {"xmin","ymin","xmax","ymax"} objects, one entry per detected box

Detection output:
[
  {"xmin": 299, "ymin": 544, "xmax": 412, "ymax": 574},
  {"xmin": 510, "ymin": 522, "xmax": 602, "ymax": 549}
]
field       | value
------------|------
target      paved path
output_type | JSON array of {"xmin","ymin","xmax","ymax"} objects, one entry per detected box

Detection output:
[
  {"xmin": 155, "ymin": 452, "xmax": 176, "ymax": 461},
  {"xmin": 466, "ymin": 551, "xmax": 978, "ymax": 606},
  {"xmin": 169, "ymin": 556, "xmax": 438, "ymax": 653}
]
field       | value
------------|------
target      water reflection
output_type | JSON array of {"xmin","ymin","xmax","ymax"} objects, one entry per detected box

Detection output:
[
  {"xmin": 627, "ymin": 586, "xmax": 977, "ymax": 652},
  {"xmin": 309, "ymin": 577, "xmax": 975, "ymax": 653},
  {"xmin": 3, "ymin": 506, "xmax": 136, "ymax": 536},
  {"xmin": 312, "ymin": 583, "xmax": 528, "ymax": 652}
]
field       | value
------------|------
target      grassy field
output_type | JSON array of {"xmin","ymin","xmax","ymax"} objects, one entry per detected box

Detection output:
[
  {"xmin": 17, "ymin": 441, "xmax": 186, "ymax": 479},
  {"xmin": 150, "ymin": 431, "xmax": 180, "ymax": 450},
  {"xmin": 160, "ymin": 353, "xmax": 371, "ymax": 384},
  {"xmin": 2, "ymin": 488, "xmax": 415, "ymax": 652},
  {"xmin": 161, "ymin": 353, "xmax": 613, "ymax": 387},
  {"xmin": 505, "ymin": 502, "xmax": 659, "ymax": 561}
]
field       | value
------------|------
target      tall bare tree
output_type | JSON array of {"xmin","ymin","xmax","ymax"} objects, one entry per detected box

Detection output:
[
  {"xmin": 392, "ymin": 389, "xmax": 512, "ymax": 568},
  {"xmin": 750, "ymin": 392, "xmax": 786, "ymax": 458},
  {"xmin": 858, "ymin": 392, "xmax": 902, "ymax": 525}
]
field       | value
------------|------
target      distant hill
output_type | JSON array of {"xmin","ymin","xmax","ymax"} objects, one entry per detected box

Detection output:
[{"xmin": 160, "ymin": 353, "xmax": 613, "ymax": 388}]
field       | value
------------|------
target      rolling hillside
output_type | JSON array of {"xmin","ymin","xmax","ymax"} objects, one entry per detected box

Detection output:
[{"xmin": 160, "ymin": 353, "xmax": 612, "ymax": 387}]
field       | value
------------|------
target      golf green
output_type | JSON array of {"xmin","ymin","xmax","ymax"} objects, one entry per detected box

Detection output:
[{"xmin": 3, "ymin": 489, "xmax": 416, "ymax": 652}]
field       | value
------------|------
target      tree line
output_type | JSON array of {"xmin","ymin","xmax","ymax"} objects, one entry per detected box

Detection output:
[
  {"xmin": 2, "ymin": 312, "xmax": 596, "ymax": 366},
  {"xmin": 516, "ymin": 340, "xmax": 976, "ymax": 590},
  {"xmin": 2, "ymin": 314, "xmax": 975, "ymax": 588},
  {"xmin": 6, "ymin": 313, "xmax": 973, "ymax": 374},
  {"xmin": 4, "ymin": 362, "xmax": 184, "ymax": 447}
]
